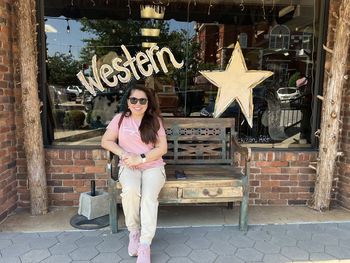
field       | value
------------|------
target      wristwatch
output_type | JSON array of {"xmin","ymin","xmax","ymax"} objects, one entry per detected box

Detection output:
[{"xmin": 140, "ymin": 153, "xmax": 146, "ymax": 163}]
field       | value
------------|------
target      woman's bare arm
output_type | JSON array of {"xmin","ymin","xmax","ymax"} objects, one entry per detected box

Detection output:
[{"xmin": 101, "ymin": 129, "xmax": 126, "ymax": 158}]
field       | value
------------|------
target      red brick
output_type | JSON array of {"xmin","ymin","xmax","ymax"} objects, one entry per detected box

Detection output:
[
  {"xmin": 85, "ymin": 166, "xmax": 106, "ymax": 174},
  {"xmin": 271, "ymin": 174, "xmax": 289, "ymax": 180},
  {"xmin": 271, "ymin": 187, "xmax": 290, "ymax": 193},
  {"xmin": 261, "ymin": 167, "xmax": 281, "ymax": 174},
  {"xmin": 61, "ymin": 167, "xmax": 84, "ymax": 174},
  {"xmin": 51, "ymin": 160, "xmax": 74, "ymax": 165},
  {"xmin": 255, "ymin": 187, "xmax": 272, "ymax": 193},
  {"xmin": 63, "ymin": 180, "xmax": 84, "ymax": 187},
  {"xmin": 74, "ymin": 160, "xmax": 95, "ymax": 166},
  {"xmin": 261, "ymin": 181, "xmax": 280, "ymax": 187}
]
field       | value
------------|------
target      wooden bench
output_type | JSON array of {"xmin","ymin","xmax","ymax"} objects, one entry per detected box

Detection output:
[{"xmin": 108, "ymin": 118, "xmax": 251, "ymax": 233}]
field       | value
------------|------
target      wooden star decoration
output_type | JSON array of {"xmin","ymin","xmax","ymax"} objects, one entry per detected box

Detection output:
[{"xmin": 200, "ymin": 42, "xmax": 273, "ymax": 127}]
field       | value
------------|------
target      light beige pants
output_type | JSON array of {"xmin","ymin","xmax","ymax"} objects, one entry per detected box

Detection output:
[{"xmin": 118, "ymin": 166, "xmax": 166, "ymax": 244}]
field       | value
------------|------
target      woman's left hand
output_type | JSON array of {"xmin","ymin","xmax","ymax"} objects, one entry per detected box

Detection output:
[{"xmin": 123, "ymin": 153, "xmax": 142, "ymax": 168}]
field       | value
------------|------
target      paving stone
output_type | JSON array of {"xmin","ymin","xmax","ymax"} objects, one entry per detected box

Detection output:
[
  {"xmin": 20, "ymin": 249, "xmax": 51, "ymax": 263},
  {"xmin": 91, "ymin": 252, "xmax": 122, "ymax": 262},
  {"xmin": 254, "ymin": 240, "xmax": 281, "ymax": 254},
  {"xmin": 186, "ymin": 237, "xmax": 212, "ymax": 250},
  {"xmin": 1, "ymin": 243, "xmax": 31, "ymax": 257},
  {"xmin": 50, "ymin": 242, "xmax": 78, "ymax": 255},
  {"xmin": 262, "ymin": 254, "xmax": 290, "ymax": 263},
  {"xmin": 165, "ymin": 244, "xmax": 192, "ymax": 257},
  {"xmin": 152, "ymin": 251, "xmax": 171, "ymax": 263},
  {"xmin": 270, "ymin": 235, "xmax": 297, "ymax": 247},
  {"xmin": 0, "ymin": 239, "xmax": 12, "ymax": 249},
  {"xmin": 41, "ymin": 255, "xmax": 73, "ymax": 263},
  {"xmin": 246, "ymin": 230, "xmax": 272, "ymax": 241},
  {"xmin": 189, "ymin": 249, "xmax": 217, "ymax": 263},
  {"xmin": 339, "ymin": 238, "xmax": 350, "ymax": 248},
  {"xmin": 309, "ymin": 252, "xmax": 337, "ymax": 261},
  {"xmin": 317, "ymin": 223, "xmax": 339, "ymax": 231},
  {"xmin": 163, "ymin": 228, "xmax": 187, "ymax": 234},
  {"xmin": 210, "ymin": 240, "xmax": 236, "ymax": 255},
  {"xmin": 338, "ymin": 223, "xmax": 350, "ymax": 231},
  {"xmin": 183, "ymin": 227, "xmax": 208, "ymax": 238},
  {"xmin": 103, "ymin": 230, "xmax": 127, "ymax": 240},
  {"xmin": 235, "ymin": 248, "xmax": 264, "ymax": 261},
  {"xmin": 205, "ymin": 231, "xmax": 232, "ymax": 241},
  {"xmin": 0, "ymin": 257, "xmax": 21, "ymax": 263},
  {"xmin": 57, "ymin": 232, "xmax": 84, "ymax": 243},
  {"xmin": 312, "ymin": 233, "xmax": 339, "ymax": 245},
  {"xmin": 263, "ymin": 225, "xmax": 287, "ymax": 236},
  {"xmin": 69, "ymin": 247, "xmax": 99, "ymax": 261},
  {"xmin": 118, "ymin": 235, "xmax": 129, "ymax": 246},
  {"xmin": 297, "ymin": 240, "xmax": 324, "ymax": 253},
  {"xmin": 160, "ymin": 233, "xmax": 189, "ymax": 244},
  {"xmin": 75, "ymin": 236, "xmax": 103, "ymax": 247},
  {"xmin": 167, "ymin": 257, "xmax": 194, "ymax": 263},
  {"xmin": 336, "ymin": 230, "xmax": 350, "ymax": 241},
  {"xmin": 228, "ymin": 235, "xmax": 255, "ymax": 248},
  {"xmin": 79, "ymin": 230, "xmax": 105, "ymax": 237},
  {"xmin": 15, "ymin": 233, "xmax": 40, "ymax": 239},
  {"xmin": 248, "ymin": 225, "xmax": 265, "ymax": 231},
  {"xmin": 0, "ymin": 233, "xmax": 19, "ymax": 239},
  {"xmin": 283, "ymin": 224, "xmax": 300, "ymax": 231},
  {"xmin": 115, "ymin": 245, "xmax": 132, "ymax": 259},
  {"xmin": 280, "ymin": 246, "xmax": 309, "ymax": 261},
  {"xmin": 39, "ymin": 232, "xmax": 62, "ymax": 238},
  {"xmin": 325, "ymin": 245, "xmax": 350, "ymax": 259},
  {"xmin": 96, "ymin": 237, "xmax": 125, "ymax": 253},
  {"xmin": 286, "ymin": 229, "xmax": 312, "ymax": 240},
  {"xmin": 151, "ymin": 237, "xmax": 169, "ymax": 252},
  {"xmin": 205, "ymin": 226, "xmax": 224, "ymax": 232},
  {"xmin": 299, "ymin": 224, "xmax": 324, "ymax": 232},
  {"xmin": 29, "ymin": 237, "xmax": 58, "ymax": 249},
  {"xmin": 215, "ymin": 255, "xmax": 244, "ymax": 263}
]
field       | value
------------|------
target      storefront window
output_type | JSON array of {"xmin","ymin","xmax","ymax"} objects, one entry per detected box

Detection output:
[{"xmin": 43, "ymin": 0, "xmax": 322, "ymax": 148}]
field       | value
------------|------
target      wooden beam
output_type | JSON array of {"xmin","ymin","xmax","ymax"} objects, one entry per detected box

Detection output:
[
  {"xmin": 310, "ymin": 0, "xmax": 350, "ymax": 212},
  {"xmin": 15, "ymin": 0, "xmax": 48, "ymax": 215}
]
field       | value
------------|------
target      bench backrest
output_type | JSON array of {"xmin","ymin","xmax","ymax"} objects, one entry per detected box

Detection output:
[{"xmin": 163, "ymin": 118, "xmax": 235, "ymax": 165}]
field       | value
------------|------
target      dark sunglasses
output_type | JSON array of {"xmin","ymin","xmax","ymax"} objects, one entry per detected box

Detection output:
[{"xmin": 128, "ymin": 97, "xmax": 148, "ymax": 105}]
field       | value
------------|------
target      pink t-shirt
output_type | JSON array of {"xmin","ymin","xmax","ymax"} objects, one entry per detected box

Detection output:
[{"xmin": 107, "ymin": 113, "xmax": 166, "ymax": 169}]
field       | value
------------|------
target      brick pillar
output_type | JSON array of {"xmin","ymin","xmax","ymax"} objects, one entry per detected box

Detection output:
[
  {"xmin": 0, "ymin": 0, "xmax": 19, "ymax": 221},
  {"xmin": 326, "ymin": 0, "xmax": 350, "ymax": 209}
]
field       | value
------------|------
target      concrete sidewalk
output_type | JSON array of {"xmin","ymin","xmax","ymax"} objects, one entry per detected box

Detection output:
[{"xmin": 1, "ymin": 222, "xmax": 350, "ymax": 262}]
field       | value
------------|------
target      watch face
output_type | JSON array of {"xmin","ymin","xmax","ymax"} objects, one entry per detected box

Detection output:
[{"xmin": 141, "ymin": 154, "xmax": 146, "ymax": 158}]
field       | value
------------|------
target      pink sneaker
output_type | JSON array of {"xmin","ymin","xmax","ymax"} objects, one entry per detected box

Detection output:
[
  {"xmin": 136, "ymin": 244, "xmax": 151, "ymax": 263},
  {"xmin": 128, "ymin": 230, "xmax": 140, "ymax": 257}
]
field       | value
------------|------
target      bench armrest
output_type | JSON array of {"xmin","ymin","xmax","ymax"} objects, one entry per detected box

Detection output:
[
  {"xmin": 231, "ymin": 134, "xmax": 251, "ymax": 162},
  {"xmin": 107, "ymin": 151, "xmax": 119, "ymax": 181}
]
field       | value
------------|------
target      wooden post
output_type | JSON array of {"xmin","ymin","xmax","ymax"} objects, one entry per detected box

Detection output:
[
  {"xmin": 15, "ymin": 0, "xmax": 48, "ymax": 215},
  {"xmin": 310, "ymin": 0, "xmax": 350, "ymax": 211}
]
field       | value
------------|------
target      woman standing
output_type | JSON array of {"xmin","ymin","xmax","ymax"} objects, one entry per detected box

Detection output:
[{"xmin": 101, "ymin": 86, "xmax": 167, "ymax": 263}]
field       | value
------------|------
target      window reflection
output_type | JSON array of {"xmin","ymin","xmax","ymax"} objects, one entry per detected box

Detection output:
[{"xmin": 44, "ymin": 0, "xmax": 320, "ymax": 147}]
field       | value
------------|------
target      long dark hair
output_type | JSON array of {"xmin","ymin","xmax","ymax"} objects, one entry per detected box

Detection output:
[{"xmin": 123, "ymin": 86, "xmax": 162, "ymax": 145}]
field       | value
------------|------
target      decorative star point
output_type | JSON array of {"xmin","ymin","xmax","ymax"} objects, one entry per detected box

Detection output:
[{"xmin": 200, "ymin": 42, "xmax": 273, "ymax": 127}]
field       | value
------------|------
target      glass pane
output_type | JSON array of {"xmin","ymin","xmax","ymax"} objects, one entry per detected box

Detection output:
[{"xmin": 44, "ymin": 0, "xmax": 321, "ymax": 147}]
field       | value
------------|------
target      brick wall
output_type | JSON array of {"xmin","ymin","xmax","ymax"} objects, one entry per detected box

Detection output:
[
  {"xmin": 0, "ymin": 0, "xmax": 18, "ymax": 222},
  {"xmin": 326, "ymin": 0, "xmax": 350, "ymax": 209},
  {"xmin": 236, "ymin": 151, "xmax": 320, "ymax": 206},
  {"xmin": 14, "ymin": 148, "xmax": 321, "ymax": 207},
  {"xmin": 17, "ymin": 149, "xmax": 110, "ymax": 207}
]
